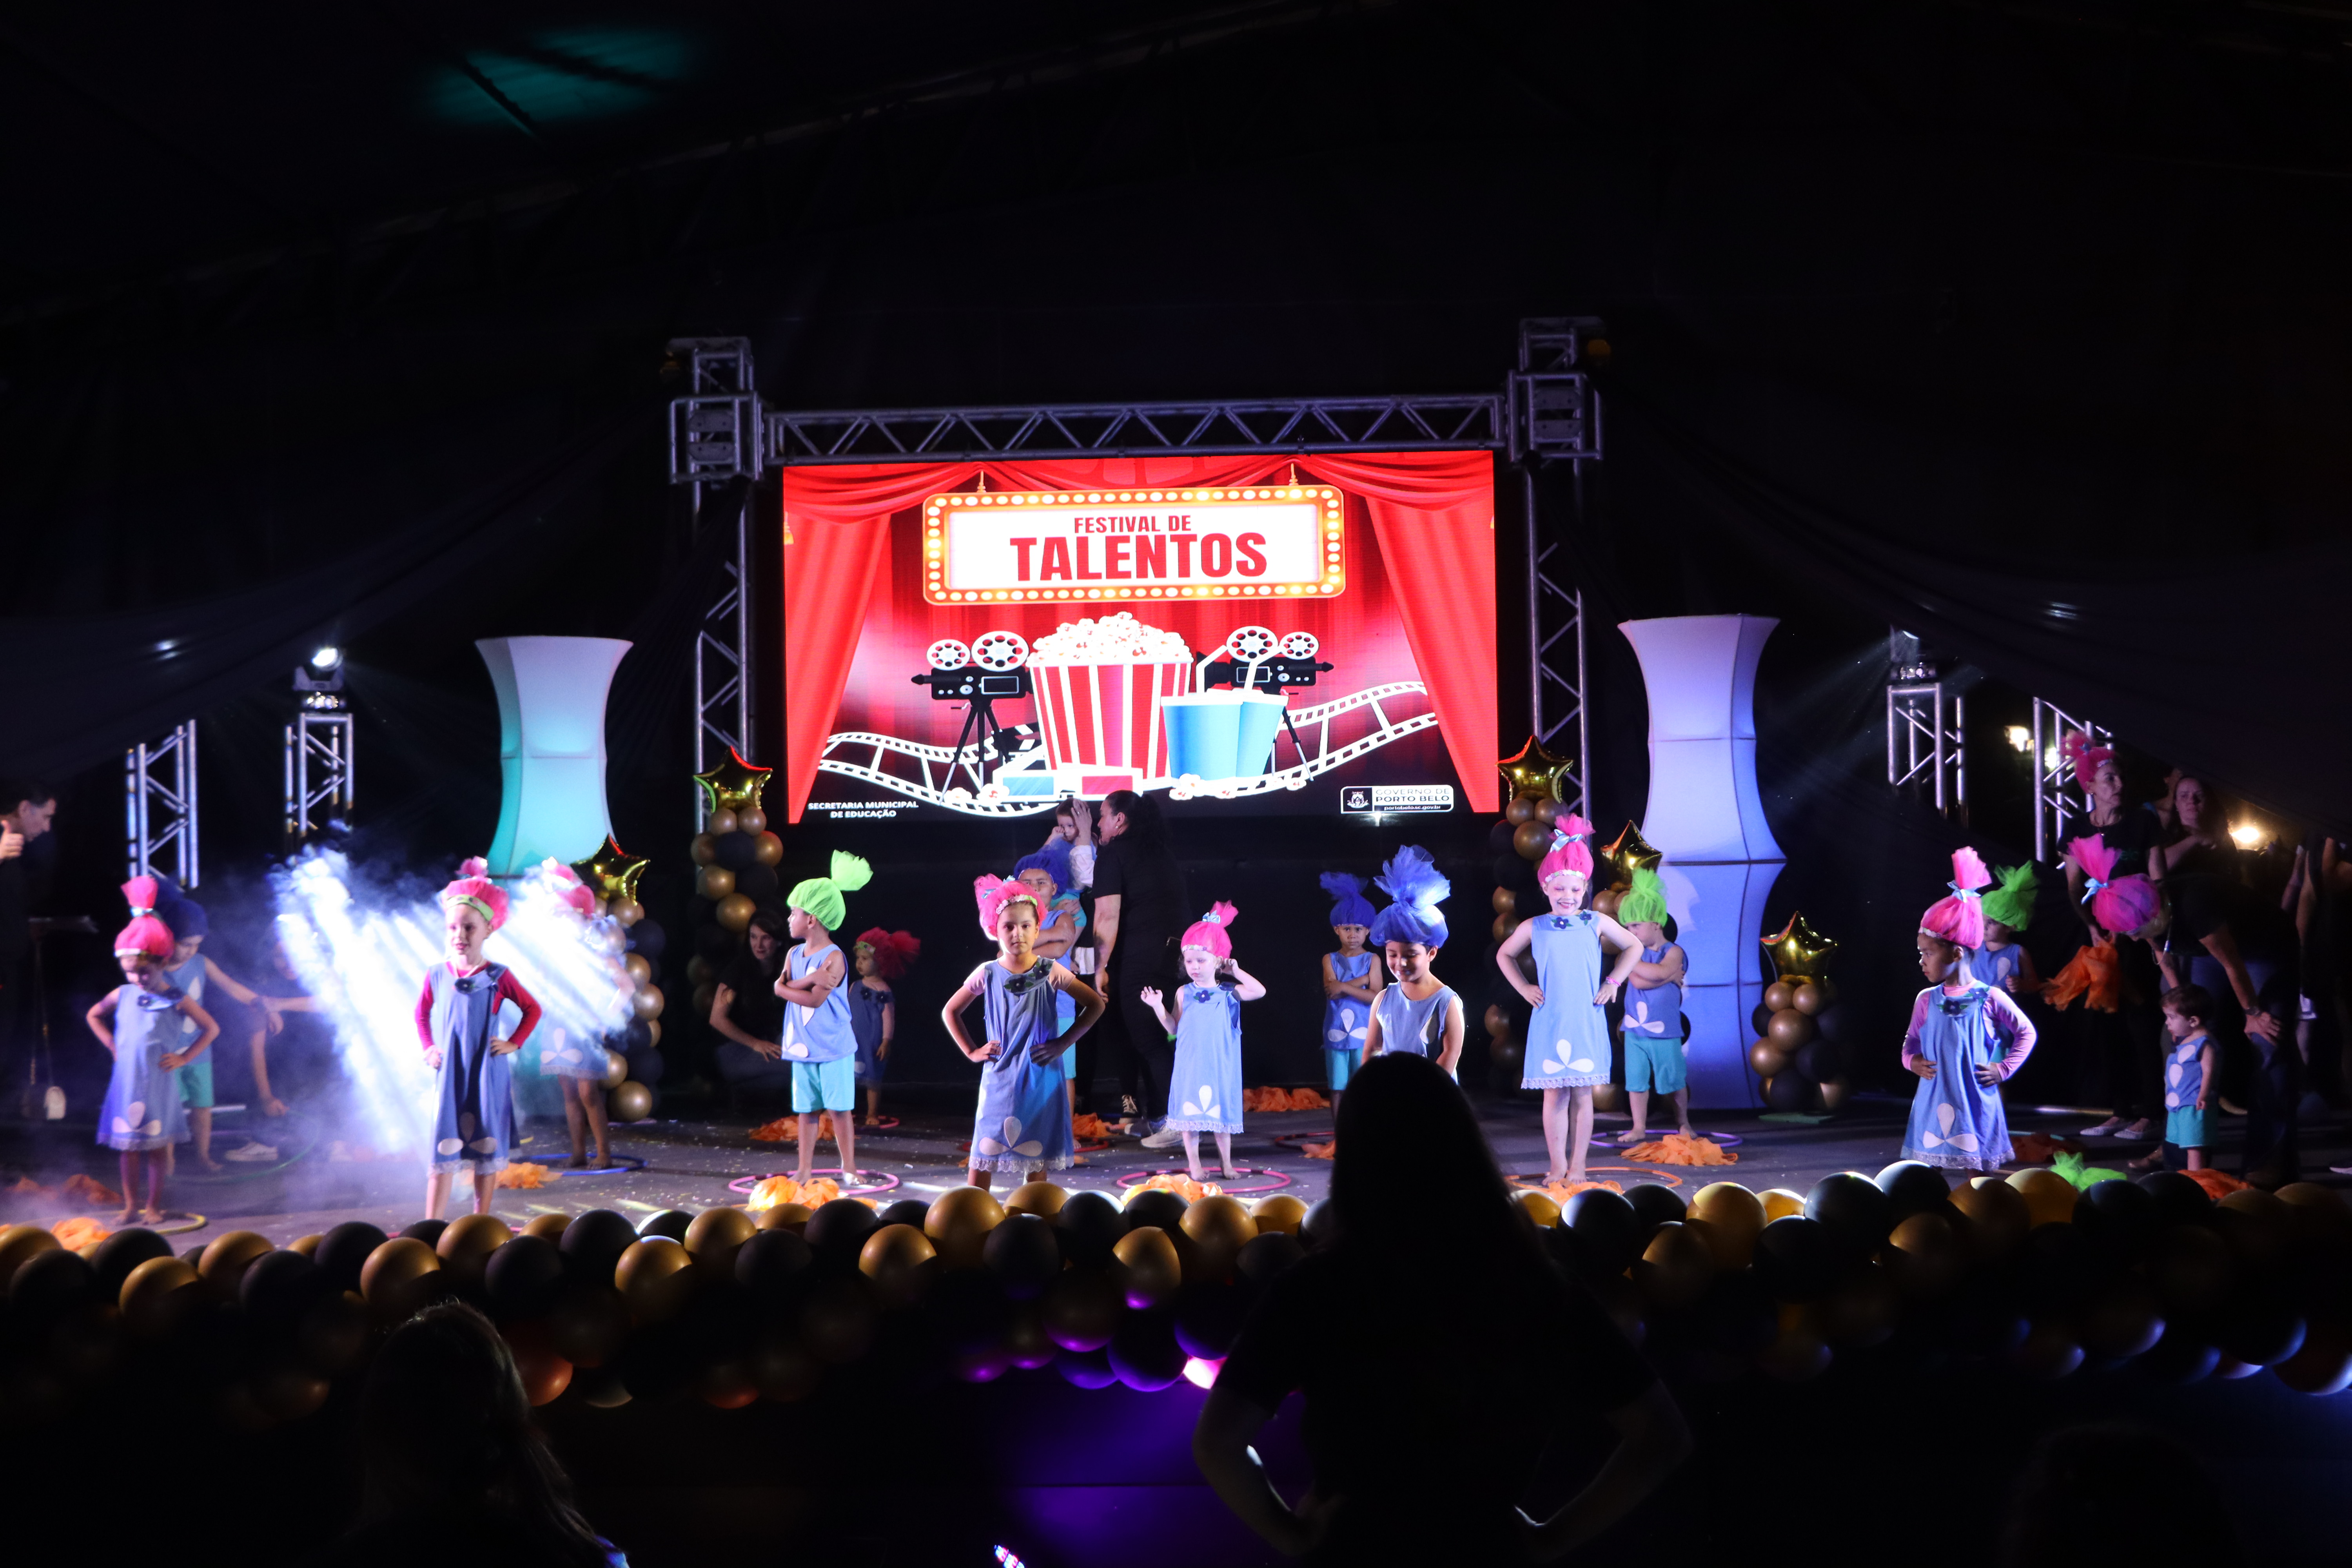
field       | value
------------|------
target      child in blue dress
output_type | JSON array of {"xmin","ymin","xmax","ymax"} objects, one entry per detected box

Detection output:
[
  {"xmin": 2133, "ymin": 983, "xmax": 2218, "ymax": 1174},
  {"xmin": 777, "ymin": 851, "xmax": 873, "ymax": 1184},
  {"xmin": 151, "ymin": 879, "xmax": 271, "ymax": 1172},
  {"xmin": 946, "ymin": 876, "xmax": 1105, "ymax": 1191},
  {"xmin": 849, "ymin": 927, "xmax": 919, "ymax": 1127},
  {"xmin": 1317, "ymin": 872, "xmax": 1381, "ymax": 1108},
  {"xmin": 85, "ymin": 878, "xmax": 219, "ymax": 1224},
  {"xmin": 1013, "ymin": 840, "xmax": 1088, "ymax": 1116},
  {"xmin": 1612, "ymin": 867, "xmax": 1696, "ymax": 1147},
  {"xmin": 1971, "ymin": 861, "xmax": 2042, "ymax": 997},
  {"xmin": 1494, "ymin": 818, "xmax": 1642, "ymax": 1187},
  {"xmin": 1364, "ymin": 846, "xmax": 1468, "ymax": 1086},
  {"xmin": 415, "ymin": 872, "xmax": 543, "ymax": 1220},
  {"xmin": 1144, "ymin": 902, "xmax": 1267, "ymax": 1183},
  {"xmin": 1903, "ymin": 848, "xmax": 2038, "ymax": 1172}
]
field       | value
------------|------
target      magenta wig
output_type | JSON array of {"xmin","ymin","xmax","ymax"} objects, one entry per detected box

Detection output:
[
  {"xmin": 1536, "ymin": 815, "xmax": 1597, "ymax": 886},
  {"xmin": 1180, "ymin": 901, "xmax": 1239, "ymax": 958},
  {"xmin": 1918, "ymin": 847, "xmax": 1992, "ymax": 951},
  {"xmin": 2068, "ymin": 835, "xmax": 2162, "ymax": 935},
  {"xmin": 114, "ymin": 876, "xmax": 177, "ymax": 959}
]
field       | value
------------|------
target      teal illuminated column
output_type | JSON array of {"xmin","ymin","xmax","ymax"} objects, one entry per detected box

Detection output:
[{"xmin": 476, "ymin": 637, "xmax": 632, "ymax": 875}]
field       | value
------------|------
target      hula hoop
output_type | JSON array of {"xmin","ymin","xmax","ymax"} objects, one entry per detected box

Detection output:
[
  {"xmin": 180, "ymin": 1130, "xmax": 321, "ymax": 1182},
  {"xmin": 556, "ymin": 1154, "xmax": 647, "ymax": 1178},
  {"xmin": 1116, "ymin": 1166, "xmax": 1294, "ymax": 1196},
  {"xmin": 728, "ymin": 1167, "xmax": 901, "ymax": 1199},
  {"xmin": 1270, "ymin": 1129, "xmax": 1337, "ymax": 1149},
  {"xmin": 1511, "ymin": 1167, "xmax": 1686, "ymax": 1190}
]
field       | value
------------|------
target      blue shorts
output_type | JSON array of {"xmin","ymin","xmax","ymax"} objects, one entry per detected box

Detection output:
[
  {"xmin": 1326, "ymin": 1047, "xmax": 1361, "ymax": 1092},
  {"xmin": 1626, "ymin": 1036, "xmax": 1686, "ymax": 1095},
  {"xmin": 177, "ymin": 1056, "xmax": 216, "ymax": 1109},
  {"xmin": 2166, "ymin": 1105, "xmax": 2210, "ymax": 1151},
  {"xmin": 793, "ymin": 1057, "xmax": 857, "ymax": 1114}
]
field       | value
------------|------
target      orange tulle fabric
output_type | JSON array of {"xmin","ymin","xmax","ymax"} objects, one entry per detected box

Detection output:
[
  {"xmin": 1544, "ymin": 1179, "xmax": 1626, "ymax": 1198},
  {"xmin": 1624, "ymin": 1135, "xmax": 1738, "ymax": 1166},
  {"xmin": 748, "ymin": 1175, "xmax": 842, "ymax": 1210},
  {"xmin": 1241, "ymin": 1086, "xmax": 1331, "ymax": 1112},
  {"xmin": 1071, "ymin": 1114, "xmax": 1114, "ymax": 1140},
  {"xmin": 1129, "ymin": 1173, "xmax": 1223, "ymax": 1203},
  {"xmin": 52, "ymin": 1216, "xmax": 109, "ymax": 1250},
  {"xmin": 2042, "ymin": 939, "xmax": 2122, "ymax": 1013},
  {"xmin": 495, "ymin": 1162, "xmax": 551, "ymax": 1189},
  {"xmin": 2010, "ymin": 1132, "xmax": 2083, "ymax": 1166},
  {"xmin": 751, "ymin": 1113, "xmax": 845, "ymax": 1144},
  {"xmin": 1300, "ymin": 1138, "xmax": 1338, "ymax": 1161},
  {"xmin": 2183, "ymin": 1167, "xmax": 2249, "ymax": 1200},
  {"xmin": 7, "ymin": 1173, "xmax": 123, "ymax": 1207}
]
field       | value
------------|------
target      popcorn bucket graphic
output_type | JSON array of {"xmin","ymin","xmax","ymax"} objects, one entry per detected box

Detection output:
[
  {"xmin": 1162, "ymin": 691, "xmax": 1288, "ymax": 782},
  {"xmin": 1026, "ymin": 615, "xmax": 1196, "ymax": 785}
]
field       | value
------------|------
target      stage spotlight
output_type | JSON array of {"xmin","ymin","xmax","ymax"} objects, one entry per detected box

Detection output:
[
  {"xmin": 2004, "ymin": 725, "xmax": 2031, "ymax": 753},
  {"xmin": 296, "ymin": 644, "xmax": 345, "ymax": 695},
  {"xmin": 312, "ymin": 645, "xmax": 342, "ymax": 671}
]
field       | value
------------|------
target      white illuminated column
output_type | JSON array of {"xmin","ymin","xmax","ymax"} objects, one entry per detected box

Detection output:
[
  {"xmin": 1617, "ymin": 615, "xmax": 1783, "ymax": 1109},
  {"xmin": 476, "ymin": 637, "xmax": 633, "ymax": 876}
]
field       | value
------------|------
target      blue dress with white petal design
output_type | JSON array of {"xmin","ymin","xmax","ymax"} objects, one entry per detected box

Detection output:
[
  {"xmin": 427, "ymin": 963, "xmax": 518, "ymax": 1175},
  {"xmin": 1521, "ymin": 913, "xmax": 1610, "ymax": 1089},
  {"xmin": 1166, "ymin": 984, "xmax": 1245, "ymax": 1133},
  {"xmin": 99, "ymin": 984, "xmax": 191, "ymax": 1152},
  {"xmin": 969, "ymin": 959, "xmax": 1073, "ymax": 1172}
]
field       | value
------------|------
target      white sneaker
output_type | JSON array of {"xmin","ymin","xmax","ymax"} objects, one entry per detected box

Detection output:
[
  {"xmin": 1140, "ymin": 1125, "xmax": 1182, "ymax": 1149},
  {"xmin": 223, "ymin": 1142, "xmax": 280, "ymax": 1163}
]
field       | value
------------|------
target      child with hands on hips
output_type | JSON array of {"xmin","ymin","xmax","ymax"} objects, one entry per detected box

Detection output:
[
  {"xmin": 1902, "ymin": 848, "xmax": 2038, "ymax": 1172},
  {"xmin": 1143, "ymin": 902, "xmax": 1266, "ymax": 1183},
  {"xmin": 1363, "ymin": 846, "xmax": 1468, "ymax": 1080},
  {"xmin": 417, "ymin": 871, "xmax": 542, "ymax": 1220},
  {"xmin": 849, "ymin": 927, "xmax": 918, "ymax": 1127},
  {"xmin": 1612, "ymin": 867, "xmax": 1695, "ymax": 1147},
  {"xmin": 773, "ymin": 852, "xmax": 873, "ymax": 1185},
  {"xmin": 1495, "ymin": 818, "xmax": 1643, "ymax": 1187},
  {"xmin": 86, "ymin": 878, "xmax": 220, "ymax": 1224},
  {"xmin": 1317, "ymin": 873, "xmax": 1382, "ymax": 1109},
  {"xmin": 151, "ymin": 879, "xmax": 273, "ymax": 1172},
  {"xmin": 946, "ymin": 875, "xmax": 1105, "ymax": 1191},
  {"xmin": 1012, "ymin": 839, "xmax": 1089, "ymax": 1116}
]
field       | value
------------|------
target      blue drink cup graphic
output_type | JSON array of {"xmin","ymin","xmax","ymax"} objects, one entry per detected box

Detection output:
[
  {"xmin": 1230, "ymin": 691, "xmax": 1287, "ymax": 778},
  {"xmin": 1161, "ymin": 691, "xmax": 1289, "ymax": 781}
]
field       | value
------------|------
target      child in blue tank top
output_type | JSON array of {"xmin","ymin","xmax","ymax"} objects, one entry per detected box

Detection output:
[
  {"xmin": 1610, "ymin": 868, "xmax": 1697, "ymax": 1146},
  {"xmin": 779, "ymin": 852, "xmax": 873, "ymax": 1184},
  {"xmin": 1970, "ymin": 861, "xmax": 2042, "ymax": 997},
  {"xmin": 1144, "ymin": 902, "xmax": 1266, "ymax": 1182},
  {"xmin": 1363, "ymin": 847, "xmax": 1467, "ymax": 1086},
  {"xmin": 2135, "ymin": 983, "xmax": 2218, "ymax": 1174},
  {"xmin": 1317, "ymin": 873, "xmax": 1381, "ymax": 1106}
]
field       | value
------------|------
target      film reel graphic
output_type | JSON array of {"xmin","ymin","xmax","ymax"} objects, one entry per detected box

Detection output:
[
  {"xmin": 1280, "ymin": 632, "xmax": 1320, "ymax": 660},
  {"xmin": 1226, "ymin": 625, "xmax": 1279, "ymax": 662},
  {"xmin": 926, "ymin": 639, "xmax": 973, "ymax": 671},
  {"xmin": 927, "ymin": 632, "xmax": 1032, "ymax": 672}
]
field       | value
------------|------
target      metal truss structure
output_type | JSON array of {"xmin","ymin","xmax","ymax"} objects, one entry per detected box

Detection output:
[
  {"xmin": 666, "ymin": 317, "xmax": 1605, "ymax": 819},
  {"xmin": 283, "ymin": 702, "xmax": 355, "ymax": 846},
  {"xmin": 125, "ymin": 722, "xmax": 199, "ymax": 889},
  {"xmin": 1887, "ymin": 678, "xmax": 1967, "ymax": 817},
  {"xmin": 2031, "ymin": 699, "xmax": 2111, "ymax": 864}
]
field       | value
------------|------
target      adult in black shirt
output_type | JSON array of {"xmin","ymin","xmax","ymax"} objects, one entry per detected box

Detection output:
[
  {"xmin": 711, "ymin": 905, "xmax": 793, "ymax": 1095},
  {"xmin": 1199, "ymin": 1053, "xmax": 1687, "ymax": 1563},
  {"xmin": 1090, "ymin": 789, "xmax": 1190, "ymax": 1128},
  {"xmin": 0, "ymin": 780, "xmax": 58, "ymax": 1105},
  {"xmin": 2057, "ymin": 754, "xmax": 2165, "ymax": 1138}
]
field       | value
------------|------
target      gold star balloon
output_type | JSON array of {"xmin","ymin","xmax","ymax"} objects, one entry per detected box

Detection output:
[
  {"xmin": 1760, "ymin": 912, "xmax": 1839, "ymax": 979},
  {"xmin": 1602, "ymin": 822, "xmax": 1662, "ymax": 880},
  {"xmin": 693, "ymin": 746, "xmax": 774, "ymax": 815},
  {"xmin": 1498, "ymin": 736, "xmax": 1567, "ymax": 800},
  {"xmin": 572, "ymin": 837, "xmax": 650, "ymax": 904}
]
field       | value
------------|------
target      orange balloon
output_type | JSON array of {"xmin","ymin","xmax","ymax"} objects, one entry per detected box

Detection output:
[{"xmin": 1514, "ymin": 1189, "xmax": 1562, "ymax": 1228}]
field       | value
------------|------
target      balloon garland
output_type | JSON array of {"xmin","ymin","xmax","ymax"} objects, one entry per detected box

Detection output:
[
  {"xmin": 1750, "ymin": 913, "xmax": 1851, "ymax": 1113},
  {"xmin": 681, "ymin": 748, "xmax": 784, "ymax": 1122},
  {"xmin": 571, "ymin": 836, "xmax": 667, "ymax": 1122}
]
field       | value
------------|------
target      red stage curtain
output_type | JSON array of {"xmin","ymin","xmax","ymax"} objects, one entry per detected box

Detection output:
[{"xmin": 778, "ymin": 452, "xmax": 1497, "ymax": 821}]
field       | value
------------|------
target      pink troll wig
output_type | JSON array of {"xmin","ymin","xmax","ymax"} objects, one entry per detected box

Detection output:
[
  {"xmin": 1180, "ymin": 901, "xmax": 1240, "ymax": 958},
  {"xmin": 544, "ymin": 860, "xmax": 595, "ymax": 918},
  {"xmin": 855, "ymin": 928, "xmax": 922, "ymax": 980},
  {"xmin": 114, "ymin": 875, "xmax": 176, "ymax": 959},
  {"xmin": 2068, "ymin": 835, "xmax": 2163, "ymax": 935},
  {"xmin": 1918, "ymin": 847, "xmax": 1992, "ymax": 951},
  {"xmin": 974, "ymin": 874, "xmax": 1040, "ymax": 938},
  {"xmin": 1536, "ymin": 815, "xmax": 1597, "ymax": 886},
  {"xmin": 2060, "ymin": 730, "xmax": 2116, "ymax": 789},
  {"xmin": 441, "ymin": 874, "xmax": 510, "ymax": 931}
]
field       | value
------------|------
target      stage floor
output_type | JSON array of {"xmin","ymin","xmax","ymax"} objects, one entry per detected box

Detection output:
[{"xmin": 10, "ymin": 1087, "xmax": 2347, "ymax": 1244}]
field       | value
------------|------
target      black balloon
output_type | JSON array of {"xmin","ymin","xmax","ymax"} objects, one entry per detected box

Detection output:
[
  {"xmin": 1301, "ymin": 1198, "xmax": 1340, "ymax": 1252},
  {"xmin": 563, "ymin": 1210, "xmax": 641, "ymax": 1276},
  {"xmin": 623, "ymin": 1018, "xmax": 653, "ymax": 1054},
  {"xmin": 2137, "ymin": 1170, "xmax": 2214, "ymax": 1225},
  {"xmin": 1624, "ymin": 1183, "xmax": 1688, "ymax": 1236},
  {"xmin": 9, "ymin": 1247, "xmax": 98, "ymax": 1325},
  {"xmin": 485, "ymin": 1233, "xmax": 566, "ymax": 1319},
  {"xmin": 1766, "ymin": 1073, "xmax": 1815, "ymax": 1112},
  {"xmin": 1123, "ymin": 1189, "xmax": 1190, "ymax": 1235},
  {"xmin": 626, "ymin": 920, "xmax": 666, "ymax": 962},
  {"xmin": 2216, "ymin": 1298, "xmax": 2306, "ymax": 1367},
  {"xmin": 876, "ymin": 1199, "xmax": 931, "ymax": 1231},
  {"xmin": 2141, "ymin": 1322, "xmax": 2221, "ymax": 1385},
  {"xmin": 240, "ymin": 1248, "xmax": 327, "ymax": 1325},
  {"xmin": 983, "ymin": 1214, "xmax": 1062, "ymax": 1301},
  {"xmin": 574, "ymin": 1363, "xmax": 633, "ymax": 1407},
  {"xmin": 1057, "ymin": 1191, "xmax": 1127, "ymax": 1266},
  {"xmin": 734, "ymin": 863, "xmax": 779, "ymax": 900},
  {"xmin": 401, "ymin": 1218, "xmax": 450, "ymax": 1249},
  {"xmin": 632, "ymin": 1049, "xmax": 667, "ymax": 1087},
  {"xmin": 1792, "ymin": 1040, "xmax": 1835, "ymax": 1082},
  {"xmin": 2075, "ymin": 1178, "xmax": 2161, "ymax": 1260},
  {"xmin": 1109, "ymin": 1310, "xmax": 1187, "ymax": 1391},
  {"xmin": 1873, "ymin": 1161, "xmax": 1952, "ymax": 1221},
  {"xmin": 735, "ymin": 1229, "xmax": 815, "ymax": 1307},
  {"xmin": 805, "ymin": 1197, "xmax": 880, "ymax": 1259},
  {"xmin": 1564, "ymin": 1188, "xmax": 1644, "ymax": 1270},
  {"xmin": 1694, "ymin": 1272, "xmax": 1778, "ymax": 1356},
  {"xmin": 927, "ymin": 1269, "xmax": 1012, "ymax": 1354},
  {"xmin": 1805, "ymin": 1173, "xmax": 1894, "ymax": 1259},
  {"xmin": 1236, "ymin": 1231, "xmax": 1303, "ymax": 1287},
  {"xmin": 1752, "ymin": 1216, "xmax": 1841, "ymax": 1302},
  {"xmin": 714, "ymin": 831, "xmax": 761, "ymax": 871},
  {"xmin": 1174, "ymin": 1284, "xmax": 1250, "ymax": 1359},
  {"xmin": 1487, "ymin": 819, "xmax": 1519, "ymax": 857},
  {"xmin": 315, "ymin": 1221, "xmax": 389, "ymax": 1294},
  {"xmin": 1055, "ymin": 1346, "xmax": 1119, "ymax": 1388},
  {"xmin": 90, "ymin": 1229, "xmax": 173, "ymax": 1298},
  {"xmin": 639, "ymin": 1210, "xmax": 694, "ymax": 1243},
  {"xmin": 694, "ymin": 922, "xmax": 737, "ymax": 960},
  {"xmin": 1811, "ymin": 1004, "xmax": 1844, "ymax": 1044},
  {"xmin": 1751, "ymin": 1001, "xmax": 1775, "ymax": 1038},
  {"xmin": 1494, "ymin": 853, "xmax": 1541, "ymax": 895}
]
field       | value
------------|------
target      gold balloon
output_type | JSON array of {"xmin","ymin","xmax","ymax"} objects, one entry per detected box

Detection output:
[
  {"xmin": 1759, "ymin": 1188, "xmax": 1806, "ymax": 1223},
  {"xmin": 1250, "ymin": 1194, "xmax": 1308, "ymax": 1235},
  {"xmin": 1761, "ymin": 912, "xmax": 1840, "ymax": 978},
  {"xmin": 1040, "ymin": 1269, "xmax": 1120, "ymax": 1351},
  {"xmin": 858, "ymin": 1224, "xmax": 938, "ymax": 1308},
  {"xmin": 503, "ymin": 1322, "xmax": 572, "ymax": 1408},
  {"xmin": 685, "ymin": 1207, "xmax": 758, "ymax": 1271},
  {"xmin": 197, "ymin": 1231, "xmax": 275, "ymax": 1294},
  {"xmin": 926, "ymin": 1185, "xmax": 1007, "ymax": 1269},
  {"xmin": 691, "ymin": 983, "xmax": 717, "ymax": 1019},
  {"xmin": 1763, "ymin": 980, "xmax": 1797, "ymax": 1013},
  {"xmin": 1818, "ymin": 1076, "xmax": 1853, "ymax": 1111},
  {"xmin": 571, "ymin": 837, "xmax": 650, "ymax": 905},
  {"xmin": 707, "ymin": 808, "xmax": 740, "ymax": 837},
  {"xmin": 690, "ymin": 834, "xmax": 719, "ymax": 867},
  {"xmin": 1952, "ymin": 1177, "xmax": 2029, "ymax": 1260},
  {"xmin": 632, "ymin": 983, "xmax": 666, "ymax": 1022},
  {"xmin": 699, "ymin": 865, "xmax": 737, "ymax": 901},
  {"xmin": 1885, "ymin": 1212, "xmax": 1962, "ymax": 1298},
  {"xmin": 121, "ymin": 1256, "xmax": 202, "ymax": 1337},
  {"xmin": 523, "ymin": 1213, "xmax": 571, "ymax": 1242},
  {"xmin": 1179, "ymin": 1196, "xmax": 1257, "ymax": 1283},
  {"xmin": 608, "ymin": 897, "xmax": 644, "ymax": 927},
  {"xmin": 1634, "ymin": 1223, "xmax": 1714, "ymax": 1309},
  {"xmin": 1497, "ymin": 736, "xmax": 1568, "ymax": 800},
  {"xmin": 645, "ymin": 1018, "xmax": 661, "ymax": 1048},
  {"xmin": 436, "ymin": 1214, "xmax": 512, "ymax": 1289},
  {"xmin": 1591, "ymin": 1082, "xmax": 1625, "ymax": 1113},
  {"xmin": 736, "ymin": 807, "xmax": 769, "ymax": 835},
  {"xmin": 1512, "ymin": 820, "xmax": 1552, "ymax": 860},
  {"xmin": 1591, "ymin": 888, "xmax": 1622, "ymax": 918},
  {"xmin": 1112, "ymin": 1226, "xmax": 1182, "ymax": 1310},
  {"xmin": 289, "ymin": 1234, "xmax": 324, "ymax": 1256},
  {"xmin": 1533, "ymin": 797, "xmax": 1562, "ymax": 826},
  {"xmin": 1689, "ymin": 1183, "xmax": 1765, "ymax": 1269},
  {"xmin": 600, "ymin": 1048, "xmax": 629, "ymax": 1089},
  {"xmin": 1514, "ymin": 1188, "xmax": 1562, "ymax": 1228},
  {"xmin": 359, "ymin": 1238, "xmax": 445, "ymax": 1319},
  {"xmin": 1793, "ymin": 979, "xmax": 1836, "ymax": 1014},
  {"xmin": 610, "ymin": 1080, "xmax": 655, "ymax": 1121},
  {"xmin": 1490, "ymin": 914, "xmax": 1519, "ymax": 944},
  {"xmin": 1601, "ymin": 822, "xmax": 1663, "ymax": 878},
  {"xmin": 687, "ymin": 955, "xmax": 715, "ymax": 988},
  {"xmin": 2007, "ymin": 1168, "xmax": 2078, "ymax": 1229},
  {"xmin": 1004, "ymin": 1181, "xmax": 1069, "ymax": 1220},
  {"xmin": 254, "ymin": 1355, "xmax": 333, "ymax": 1421},
  {"xmin": 1491, "ymin": 887, "xmax": 1517, "ymax": 916},
  {"xmin": 753, "ymin": 831, "xmax": 784, "ymax": 867},
  {"xmin": 1483, "ymin": 1004, "xmax": 1511, "ymax": 1038},
  {"xmin": 1504, "ymin": 797, "xmax": 1538, "ymax": 826},
  {"xmin": 615, "ymin": 1238, "xmax": 697, "ymax": 1323},
  {"xmin": 757, "ymin": 1202, "xmax": 815, "ymax": 1233},
  {"xmin": 694, "ymin": 746, "xmax": 774, "ymax": 816},
  {"xmin": 1748, "ymin": 1040, "xmax": 1790, "ymax": 1079},
  {"xmin": 1766, "ymin": 1009, "xmax": 1815, "ymax": 1050},
  {"xmin": 624, "ymin": 954, "xmax": 653, "ymax": 985},
  {"xmin": 715, "ymin": 894, "xmax": 755, "ymax": 933},
  {"xmin": 0, "ymin": 1224, "xmax": 59, "ymax": 1293}
]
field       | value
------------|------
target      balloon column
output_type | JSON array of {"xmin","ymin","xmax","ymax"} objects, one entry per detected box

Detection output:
[
  {"xmin": 6, "ymin": 1169, "xmax": 2350, "ymax": 1427},
  {"xmin": 1750, "ymin": 913, "xmax": 1849, "ymax": 1112},
  {"xmin": 572, "ymin": 838, "xmax": 664, "ymax": 1120},
  {"xmin": 684, "ymin": 748, "xmax": 782, "ymax": 1098},
  {"xmin": 1483, "ymin": 740, "xmax": 1569, "ymax": 1097}
]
